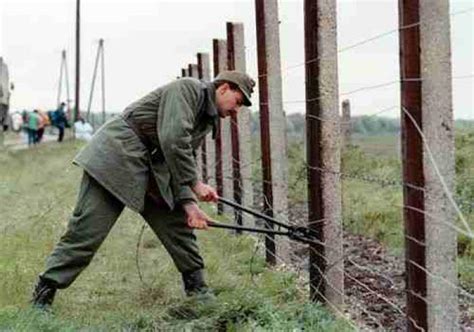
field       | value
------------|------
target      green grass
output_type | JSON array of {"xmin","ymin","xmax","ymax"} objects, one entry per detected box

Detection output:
[
  {"xmin": 0, "ymin": 140, "xmax": 351, "ymax": 331},
  {"xmin": 344, "ymin": 136, "xmax": 474, "ymax": 287},
  {"xmin": 284, "ymin": 131, "xmax": 474, "ymax": 288},
  {"xmin": 344, "ymin": 134, "xmax": 474, "ymax": 287},
  {"xmin": 351, "ymin": 134, "xmax": 400, "ymax": 158}
]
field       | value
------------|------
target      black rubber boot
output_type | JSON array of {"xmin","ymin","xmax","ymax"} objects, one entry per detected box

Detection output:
[
  {"xmin": 31, "ymin": 277, "xmax": 57, "ymax": 310},
  {"xmin": 182, "ymin": 269, "xmax": 209, "ymax": 296}
]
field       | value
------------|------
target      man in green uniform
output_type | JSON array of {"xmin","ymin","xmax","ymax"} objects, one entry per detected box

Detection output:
[{"xmin": 32, "ymin": 70, "xmax": 255, "ymax": 309}]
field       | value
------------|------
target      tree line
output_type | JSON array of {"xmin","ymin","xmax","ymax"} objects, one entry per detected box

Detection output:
[{"xmin": 250, "ymin": 112, "xmax": 474, "ymax": 137}]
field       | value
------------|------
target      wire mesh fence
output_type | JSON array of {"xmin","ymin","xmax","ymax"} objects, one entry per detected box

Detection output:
[{"xmin": 185, "ymin": 2, "xmax": 474, "ymax": 330}]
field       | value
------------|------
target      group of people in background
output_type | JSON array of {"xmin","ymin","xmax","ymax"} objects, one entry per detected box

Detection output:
[
  {"xmin": 10, "ymin": 102, "xmax": 93, "ymax": 146},
  {"xmin": 19, "ymin": 102, "xmax": 68, "ymax": 146},
  {"xmin": 23, "ymin": 109, "xmax": 48, "ymax": 145}
]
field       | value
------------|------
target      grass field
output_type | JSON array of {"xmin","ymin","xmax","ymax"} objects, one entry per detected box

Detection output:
[
  {"xmin": 351, "ymin": 132, "xmax": 474, "ymax": 288},
  {"xmin": 0, "ymin": 139, "xmax": 351, "ymax": 331},
  {"xmin": 351, "ymin": 134, "xmax": 400, "ymax": 158},
  {"xmin": 286, "ymin": 131, "xmax": 474, "ymax": 289}
]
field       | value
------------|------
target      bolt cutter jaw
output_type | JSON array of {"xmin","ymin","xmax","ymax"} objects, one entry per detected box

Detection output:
[
  {"xmin": 213, "ymin": 198, "xmax": 323, "ymax": 245},
  {"xmin": 288, "ymin": 226, "xmax": 320, "ymax": 244}
]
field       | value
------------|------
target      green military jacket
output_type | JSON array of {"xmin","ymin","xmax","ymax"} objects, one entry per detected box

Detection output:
[{"xmin": 73, "ymin": 78, "xmax": 218, "ymax": 212}]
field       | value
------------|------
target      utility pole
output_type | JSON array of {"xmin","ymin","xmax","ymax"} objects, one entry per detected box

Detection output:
[
  {"xmin": 86, "ymin": 39, "xmax": 106, "ymax": 127},
  {"xmin": 57, "ymin": 50, "xmax": 71, "ymax": 116},
  {"xmin": 57, "ymin": 51, "xmax": 65, "ymax": 108},
  {"xmin": 86, "ymin": 40, "xmax": 102, "ymax": 123},
  {"xmin": 100, "ymin": 39, "xmax": 106, "ymax": 124},
  {"xmin": 74, "ymin": 0, "xmax": 81, "ymax": 122}
]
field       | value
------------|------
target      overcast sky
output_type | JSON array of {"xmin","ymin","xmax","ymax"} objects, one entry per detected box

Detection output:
[{"xmin": 1, "ymin": 0, "xmax": 473, "ymax": 119}]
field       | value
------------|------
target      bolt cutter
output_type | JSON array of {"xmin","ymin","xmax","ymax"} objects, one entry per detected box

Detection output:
[{"xmin": 207, "ymin": 197, "xmax": 321, "ymax": 245}]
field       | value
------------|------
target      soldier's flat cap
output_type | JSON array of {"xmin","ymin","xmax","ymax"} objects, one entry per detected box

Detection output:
[{"xmin": 214, "ymin": 71, "xmax": 256, "ymax": 107}]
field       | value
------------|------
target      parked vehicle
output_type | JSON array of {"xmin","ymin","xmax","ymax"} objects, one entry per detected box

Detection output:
[{"xmin": 0, "ymin": 57, "xmax": 13, "ymax": 131}]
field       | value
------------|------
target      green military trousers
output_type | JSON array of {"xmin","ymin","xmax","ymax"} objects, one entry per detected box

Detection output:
[{"xmin": 41, "ymin": 172, "xmax": 204, "ymax": 289}]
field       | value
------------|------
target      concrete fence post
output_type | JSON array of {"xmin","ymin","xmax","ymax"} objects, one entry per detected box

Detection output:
[
  {"xmin": 341, "ymin": 99, "xmax": 351, "ymax": 148},
  {"xmin": 399, "ymin": 0, "xmax": 458, "ymax": 330},
  {"xmin": 227, "ymin": 22, "xmax": 254, "ymax": 228},
  {"xmin": 255, "ymin": 0, "xmax": 290, "ymax": 264},
  {"xmin": 187, "ymin": 63, "xmax": 202, "ymax": 181},
  {"xmin": 304, "ymin": 0, "xmax": 344, "ymax": 309},
  {"xmin": 213, "ymin": 39, "xmax": 232, "ymax": 215},
  {"xmin": 197, "ymin": 52, "xmax": 215, "ymax": 186}
]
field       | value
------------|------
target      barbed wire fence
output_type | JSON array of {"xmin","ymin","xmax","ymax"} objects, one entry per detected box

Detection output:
[{"xmin": 164, "ymin": 0, "xmax": 474, "ymax": 330}]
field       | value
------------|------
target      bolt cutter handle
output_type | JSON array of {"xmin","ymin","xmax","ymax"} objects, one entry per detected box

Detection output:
[
  {"xmin": 207, "ymin": 220, "xmax": 289, "ymax": 236},
  {"xmin": 217, "ymin": 197, "xmax": 291, "ymax": 230},
  {"xmin": 213, "ymin": 198, "xmax": 322, "ymax": 245}
]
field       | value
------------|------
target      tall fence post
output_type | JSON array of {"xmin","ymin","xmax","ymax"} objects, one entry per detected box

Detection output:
[
  {"xmin": 304, "ymin": 0, "xmax": 344, "ymax": 308},
  {"xmin": 341, "ymin": 99, "xmax": 351, "ymax": 148},
  {"xmin": 421, "ymin": 2, "xmax": 459, "ymax": 329},
  {"xmin": 213, "ymin": 39, "xmax": 232, "ymax": 215},
  {"xmin": 188, "ymin": 64, "xmax": 198, "ymax": 79},
  {"xmin": 255, "ymin": 0, "xmax": 289, "ymax": 265},
  {"xmin": 197, "ymin": 52, "xmax": 215, "ymax": 186},
  {"xmin": 399, "ymin": 1, "xmax": 458, "ymax": 330},
  {"xmin": 227, "ymin": 22, "xmax": 254, "ymax": 228},
  {"xmin": 188, "ymin": 63, "xmax": 202, "ymax": 181}
]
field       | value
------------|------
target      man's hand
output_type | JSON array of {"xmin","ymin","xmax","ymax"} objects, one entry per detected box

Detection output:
[
  {"xmin": 183, "ymin": 202, "xmax": 210, "ymax": 229},
  {"xmin": 191, "ymin": 181, "xmax": 218, "ymax": 203}
]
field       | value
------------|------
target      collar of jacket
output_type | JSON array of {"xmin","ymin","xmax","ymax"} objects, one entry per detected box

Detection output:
[{"xmin": 201, "ymin": 81, "xmax": 219, "ymax": 139}]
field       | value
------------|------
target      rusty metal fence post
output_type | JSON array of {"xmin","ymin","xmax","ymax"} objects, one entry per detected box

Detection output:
[
  {"xmin": 398, "ymin": 2, "xmax": 426, "ymax": 328},
  {"xmin": 304, "ymin": 0, "xmax": 344, "ymax": 308}
]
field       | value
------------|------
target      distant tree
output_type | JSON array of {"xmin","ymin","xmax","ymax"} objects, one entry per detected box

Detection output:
[{"xmin": 248, "ymin": 110, "xmax": 473, "ymax": 137}]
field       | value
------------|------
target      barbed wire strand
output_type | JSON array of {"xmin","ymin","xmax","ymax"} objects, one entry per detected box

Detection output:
[
  {"xmin": 401, "ymin": 106, "xmax": 473, "ymax": 237},
  {"xmin": 227, "ymin": 188, "xmax": 474, "ymax": 302},
  {"xmin": 248, "ymin": 7, "xmax": 474, "ymax": 80}
]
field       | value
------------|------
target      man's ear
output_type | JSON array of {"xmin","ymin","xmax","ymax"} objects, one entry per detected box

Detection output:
[{"xmin": 220, "ymin": 82, "xmax": 229, "ymax": 94}]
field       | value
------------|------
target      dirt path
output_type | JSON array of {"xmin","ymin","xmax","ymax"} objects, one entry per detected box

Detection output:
[{"xmin": 2, "ymin": 132, "xmax": 59, "ymax": 150}]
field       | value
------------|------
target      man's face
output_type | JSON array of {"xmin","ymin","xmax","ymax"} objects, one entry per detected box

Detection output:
[{"xmin": 216, "ymin": 83, "xmax": 244, "ymax": 118}]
